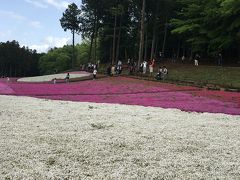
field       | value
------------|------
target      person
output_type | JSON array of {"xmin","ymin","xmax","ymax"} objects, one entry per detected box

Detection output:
[
  {"xmin": 159, "ymin": 51, "xmax": 164, "ymax": 63},
  {"xmin": 161, "ymin": 66, "xmax": 168, "ymax": 79},
  {"xmin": 117, "ymin": 60, "xmax": 122, "ymax": 74},
  {"xmin": 81, "ymin": 64, "xmax": 85, "ymax": 71},
  {"xmin": 53, "ymin": 78, "xmax": 57, "ymax": 84},
  {"xmin": 87, "ymin": 62, "xmax": 91, "ymax": 72},
  {"xmin": 93, "ymin": 64, "xmax": 97, "ymax": 70},
  {"xmin": 65, "ymin": 73, "xmax": 70, "ymax": 83},
  {"xmin": 172, "ymin": 53, "xmax": 176, "ymax": 63},
  {"xmin": 129, "ymin": 60, "xmax": 135, "ymax": 75},
  {"xmin": 155, "ymin": 66, "xmax": 163, "ymax": 80},
  {"xmin": 97, "ymin": 60, "xmax": 100, "ymax": 68},
  {"xmin": 106, "ymin": 65, "xmax": 111, "ymax": 76},
  {"xmin": 218, "ymin": 53, "xmax": 223, "ymax": 66},
  {"xmin": 142, "ymin": 60, "xmax": 147, "ymax": 74},
  {"xmin": 127, "ymin": 58, "xmax": 130, "ymax": 66},
  {"xmin": 111, "ymin": 65, "xmax": 116, "ymax": 76},
  {"xmin": 149, "ymin": 59, "xmax": 155, "ymax": 76},
  {"xmin": 139, "ymin": 63, "xmax": 143, "ymax": 73},
  {"xmin": 194, "ymin": 54, "xmax": 200, "ymax": 66},
  {"xmin": 93, "ymin": 68, "xmax": 97, "ymax": 79},
  {"xmin": 181, "ymin": 55, "xmax": 185, "ymax": 64}
]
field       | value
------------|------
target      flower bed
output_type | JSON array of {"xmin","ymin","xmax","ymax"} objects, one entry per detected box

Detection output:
[
  {"xmin": 1, "ymin": 95, "xmax": 240, "ymax": 179},
  {"xmin": 1, "ymin": 76, "xmax": 239, "ymax": 115},
  {"xmin": 17, "ymin": 71, "xmax": 91, "ymax": 82}
]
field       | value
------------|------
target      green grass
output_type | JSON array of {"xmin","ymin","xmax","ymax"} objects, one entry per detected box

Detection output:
[
  {"xmin": 165, "ymin": 64, "xmax": 240, "ymax": 89},
  {"xmin": 98, "ymin": 62, "xmax": 240, "ymax": 89}
]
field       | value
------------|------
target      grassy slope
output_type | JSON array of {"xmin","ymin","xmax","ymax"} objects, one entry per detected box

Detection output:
[
  {"xmin": 166, "ymin": 64, "xmax": 240, "ymax": 88},
  {"xmin": 100, "ymin": 62, "xmax": 240, "ymax": 89}
]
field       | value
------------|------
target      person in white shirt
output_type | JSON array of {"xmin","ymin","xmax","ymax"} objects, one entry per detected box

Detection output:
[
  {"xmin": 181, "ymin": 55, "xmax": 185, "ymax": 64},
  {"xmin": 117, "ymin": 60, "xmax": 122, "ymax": 74},
  {"xmin": 142, "ymin": 60, "xmax": 147, "ymax": 74},
  {"xmin": 194, "ymin": 54, "xmax": 200, "ymax": 66},
  {"xmin": 93, "ymin": 69, "xmax": 97, "ymax": 79}
]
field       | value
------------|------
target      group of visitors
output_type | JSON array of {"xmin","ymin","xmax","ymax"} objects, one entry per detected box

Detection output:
[
  {"xmin": 0, "ymin": 75, "xmax": 10, "ymax": 82},
  {"xmin": 139, "ymin": 59, "xmax": 155, "ymax": 76},
  {"xmin": 155, "ymin": 66, "xmax": 168, "ymax": 80},
  {"xmin": 84, "ymin": 62, "xmax": 98, "ymax": 79},
  {"xmin": 107, "ymin": 60, "xmax": 123, "ymax": 76},
  {"xmin": 52, "ymin": 72, "xmax": 70, "ymax": 84},
  {"xmin": 87, "ymin": 62, "xmax": 98, "ymax": 72},
  {"xmin": 139, "ymin": 58, "xmax": 168, "ymax": 80},
  {"xmin": 128, "ymin": 59, "xmax": 137, "ymax": 75},
  {"xmin": 185, "ymin": 52, "xmax": 223, "ymax": 66}
]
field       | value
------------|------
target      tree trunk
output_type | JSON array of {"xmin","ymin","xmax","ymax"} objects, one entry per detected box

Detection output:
[
  {"xmin": 162, "ymin": 17, "xmax": 168, "ymax": 55},
  {"xmin": 109, "ymin": 45, "xmax": 112, "ymax": 63},
  {"xmin": 182, "ymin": 43, "xmax": 186, "ymax": 56},
  {"xmin": 89, "ymin": 24, "xmax": 96, "ymax": 63},
  {"xmin": 14, "ymin": 65, "xmax": 17, "ymax": 77},
  {"xmin": 72, "ymin": 31, "xmax": 75, "ymax": 68},
  {"xmin": 138, "ymin": 0, "xmax": 146, "ymax": 68},
  {"xmin": 150, "ymin": 1, "xmax": 159, "ymax": 60},
  {"xmin": 0, "ymin": 63, "xmax": 2, "ymax": 76},
  {"xmin": 150, "ymin": 31, "xmax": 156, "ymax": 60},
  {"xmin": 116, "ymin": 13, "xmax": 123, "ymax": 63},
  {"xmin": 190, "ymin": 48, "xmax": 193, "ymax": 61},
  {"xmin": 177, "ymin": 39, "xmax": 181, "ymax": 59},
  {"xmin": 9, "ymin": 64, "xmax": 12, "ymax": 77},
  {"xmin": 125, "ymin": 48, "xmax": 128, "ymax": 63},
  {"xmin": 154, "ymin": 36, "xmax": 159, "ymax": 59},
  {"xmin": 94, "ymin": 19, "xmax": 98, "ymax": 64},
  {"xmin": 94, "ymin": 34, "xmax": 97, "ymax": 64},
  {"xmin": 144, "ymin": 31, "xmax": 148, "ymax": 61},
  {"xmin": 112, "ymin": 12, "xmax": 117, "ymax": 65}
]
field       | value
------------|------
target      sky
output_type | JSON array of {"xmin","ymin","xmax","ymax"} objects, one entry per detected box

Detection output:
[{"xmin": 0, "ymin": 0, "xmax": 82, "ymax": 53}]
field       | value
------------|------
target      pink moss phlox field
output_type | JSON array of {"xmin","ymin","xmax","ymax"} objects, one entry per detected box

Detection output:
[
  {"xmin": 1, "ymin": 76, "xmax": 239, "ymax": 115},
  {"xmin": 0, "ymin": 81, "xmax": 14, "ymax": 94}
]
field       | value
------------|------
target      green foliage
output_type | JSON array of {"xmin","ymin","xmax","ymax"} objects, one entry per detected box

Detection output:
[
  {"xmin": 58, "ymin": 0, "xmax": 240, "ymax": 66},
  {"xmin": 60, "ymin": 3, "xmax": 81, "ymax": 33},
  {"xmin": 60, "ymin": 3, "xmax": 81, "ymax": 68},
  {"xmin": 171, "ymin": 0, "xmax": 240, "ymax": 56},
  {"xmin": 39, "ymin": 42, "xmax": 90, "ymax": 74},
  {"xmin": 75, "ymin": 42, "xmax": 91, "ymax": 65},
  {"xmin": 0, "ymin": 41, "xmax": 41, "ymax": 77}
]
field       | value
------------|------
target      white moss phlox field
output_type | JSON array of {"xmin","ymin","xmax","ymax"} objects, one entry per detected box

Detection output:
[
  {"xmin": 17, "ymin": 72, "xmax": 90, "ymax": 82},
  {"xmin": 0, "ymin": 95, "xmax": 240, "ymax": 179}
]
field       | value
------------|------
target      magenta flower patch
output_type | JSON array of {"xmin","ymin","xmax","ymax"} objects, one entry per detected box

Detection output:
[{"xmin": 1, "ymin": 76, "xmax": 239, "ymax": 115}]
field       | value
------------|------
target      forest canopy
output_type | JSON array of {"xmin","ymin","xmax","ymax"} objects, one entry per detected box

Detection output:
[{"xmin": 1, "ymin": 0, "xmax": 240, "ymax": 77}]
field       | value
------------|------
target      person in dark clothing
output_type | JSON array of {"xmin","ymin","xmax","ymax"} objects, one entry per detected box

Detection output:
[
  {"xmin": 218, "ymin": 53, "xmax": 223, "ymax": 66},
  {"xmin": 65, "ymin": 73, "xmax": 70, "ymax": 83},
  {"xmin": 106, "ymin": 65, "xmax": 111, "ymax": 76},
  {"xmin": 194, "ymin": 54, "xmax": 200, "ymax": 66}
]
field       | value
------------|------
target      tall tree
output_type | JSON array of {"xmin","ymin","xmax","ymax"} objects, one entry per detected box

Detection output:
[
  {"xmin": 150, "ymin": 0, "xmax": 160, "ymax": 60},
  {"xmin": 60, "ymin": 3, "xmax": 81, "ymax": 68},
  {"xmin": 138, "ymin": 0, "xmax": 146, "ymax": 68},
  {"xmin": 0, "ymin": 41, "xmax": 40, "ymax": 77}
]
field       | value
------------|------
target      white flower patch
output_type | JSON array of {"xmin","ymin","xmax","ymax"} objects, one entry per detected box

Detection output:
[
  {"xmin": 0, "ymin": 95, "xmax": 240, "ymax": 179},
  {"xmin": 17, "ymin": 73, "xmax": 90, "ymax": 82}
]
